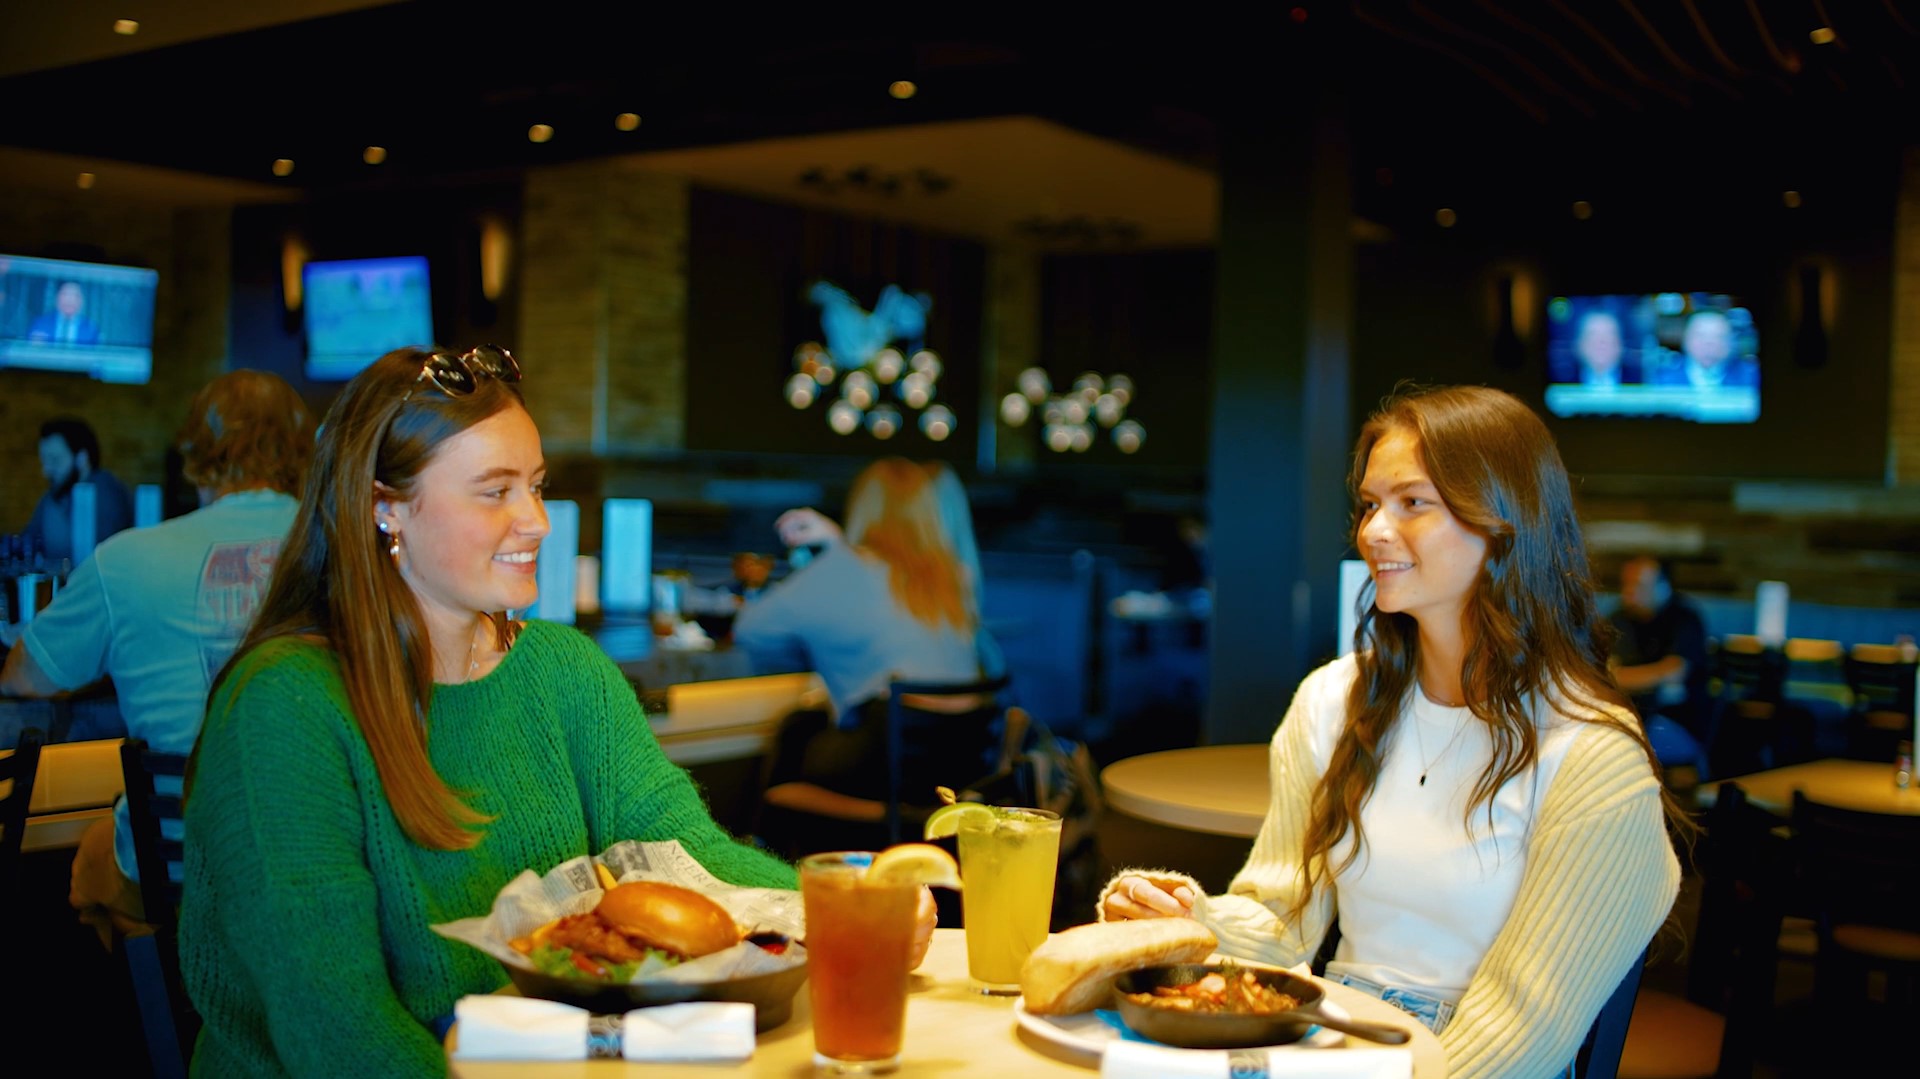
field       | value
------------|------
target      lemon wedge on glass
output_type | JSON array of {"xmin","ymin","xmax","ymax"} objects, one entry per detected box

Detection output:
[
  {"xmin": 921, "ymin": 802, "xmax": 996, "ymax": 841},
  {"xmin": 866, "ymin": 842, "xmax": 963, "ymax": 889}
]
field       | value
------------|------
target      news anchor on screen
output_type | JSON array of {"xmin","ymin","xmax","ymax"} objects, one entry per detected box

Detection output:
[
  {"xmin": 26, "ymin": 281, "xmax": 102, "ymax": 346},
  {"xmin": 1648, "ymin": 310, "xmax": 1758, "ymax": 389}
]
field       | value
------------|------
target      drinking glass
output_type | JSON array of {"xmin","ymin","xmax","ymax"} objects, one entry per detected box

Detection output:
[
  {"xmin": 799, "ymin": 851, "xmax": 918, "ymax": 1075},
  {"xmin": 957, "ymin": 807, "xmax": 1062, "ymax": 993}
]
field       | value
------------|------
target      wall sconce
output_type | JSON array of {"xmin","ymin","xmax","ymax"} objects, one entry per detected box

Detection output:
[
  {"xmin": 1489, "ymin": 269, "xmax": 1535, "ymax": 371},
  {"xmin": 1792, "ymin": 263, "xmax": 1829, "ymax": 369},
  {"xmin": 479, "ymin": 214, "xmax": 512, "ymax": 302},
  {"xmin": 280, "ymin": 231, "xmax": 308, "ymax": 312}
]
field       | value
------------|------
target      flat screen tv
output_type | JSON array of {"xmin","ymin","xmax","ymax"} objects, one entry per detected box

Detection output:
[
  {"xmin": 0, "ymin": 253, "xmax": 158, "ymax": 384},
  {"xmin": 303, "ymin": 255, "xmax": 434, "ymax": 380},
  {"xmin": 1543, "ymin": 292, "xmax": 1760, "ymax": 424}
]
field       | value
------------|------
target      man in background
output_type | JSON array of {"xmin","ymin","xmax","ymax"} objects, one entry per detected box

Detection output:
[
  {"xmin": 1651, "ymin": 309, "xmax": 1759, "ymax": 389},
  {"xmin": 26, "ymin": 281, "xmax": 102, "ymax": 345},
  {"xmin": 1609, "ymin": 555, "xmax": 1714, "ymax": 777},
  {"xmin": 2, "ymin": 370, "xmax": 314, "ymax": 943},
  {"xmin": 1571, "ymin": 309, "xmax": 1636, "ymax": 388},
  {"xmin": 23, "ymin": 417, "xmax": 134, "ymax": 565}
]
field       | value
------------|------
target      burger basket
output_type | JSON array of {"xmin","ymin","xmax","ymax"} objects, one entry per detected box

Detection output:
[{"xmin": 433, "ymin": 839, "xmax": 808, "ymax": 1032}]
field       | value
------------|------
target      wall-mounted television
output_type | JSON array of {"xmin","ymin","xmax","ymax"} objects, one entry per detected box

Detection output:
[
  {"xmin": 0, "ymin": 253, "xmax": 159, "ymax": 384},
  {"xmin": 1543, "ymin": 292, "xmax": 1760, "ymax": 424},
  {"xmin": 303, "ymin": 255, "xmax": 434, "ymax": 380}
]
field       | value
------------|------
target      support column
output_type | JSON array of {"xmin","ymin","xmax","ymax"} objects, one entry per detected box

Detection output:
[{"xmin": 1203, "ymin": 55, "xmax": 1354, "ymax": 745}]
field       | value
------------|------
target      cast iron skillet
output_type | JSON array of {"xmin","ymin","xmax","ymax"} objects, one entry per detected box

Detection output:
[{"xmin": 1111, "ymin": 964, "xmax": 1414, "ymax": 1049}]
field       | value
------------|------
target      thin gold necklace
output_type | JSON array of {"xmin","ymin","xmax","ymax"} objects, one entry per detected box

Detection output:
[
  {"xmin": 464, "ymin": 620, "xmax": 485, "ymax": 681},
  {"xmin": 1409, "ymin": 705, "xmax": 1470, "ymax": 787}
]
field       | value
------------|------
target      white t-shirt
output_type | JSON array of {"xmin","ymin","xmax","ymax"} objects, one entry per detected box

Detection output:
[
  {"xmin": 23, "ymin": 489, "xmax": 298, "ymax": 878},
  {"xmin": 1296, "ymin": 660, "xmax": 1582, "ymax": 1000}
]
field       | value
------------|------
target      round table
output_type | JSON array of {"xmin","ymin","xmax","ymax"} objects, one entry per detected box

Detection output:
[
  {"xmin": 1696, "ymin": 758, "xmax": 1920, "ymax": 816},
  {"xmin": 1101, "ymin": 744, "xmax": 1270, "ymax": 838},
  {"xmin": 447, "ymin": 928, "xmax": 1446, "ymax": 1076}
]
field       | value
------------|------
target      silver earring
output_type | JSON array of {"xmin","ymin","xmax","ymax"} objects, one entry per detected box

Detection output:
[{"xmin": 377, "ymin": 520, "xmax": 389, "ymax": 533}]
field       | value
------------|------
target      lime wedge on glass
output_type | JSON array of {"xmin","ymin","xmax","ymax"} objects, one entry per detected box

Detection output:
[
  {"xmin": 922, "ymin": 802, "xmax": 996, "ymax": 841},
  {"xmin": 866, "ymin": 842, "xmax": 963, "ymax": 889}
]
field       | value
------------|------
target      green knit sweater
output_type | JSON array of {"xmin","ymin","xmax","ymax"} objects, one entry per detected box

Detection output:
[{"xmin": 180, "ymin": 621, "xmax": 796, "ymax": 1078}]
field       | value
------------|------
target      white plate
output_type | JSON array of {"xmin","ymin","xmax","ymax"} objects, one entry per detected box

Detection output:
[{"xmin": 1013, "ymin": 997, "xmax": 1347, "ymax": 1057}]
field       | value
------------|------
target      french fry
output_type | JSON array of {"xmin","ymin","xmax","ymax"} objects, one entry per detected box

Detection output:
[{"xmin": 594, "ymin": 861, "xmax": 619, "ymax": 891}]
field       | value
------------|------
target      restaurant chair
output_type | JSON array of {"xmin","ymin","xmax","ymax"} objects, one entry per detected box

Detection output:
[
  {"xmin": 1779, "ymin": 638, "xmax": 1847, "ymax": 760},
  {"xmin": 1841, "ymin": 642, "xmax": 1917, "ymax": 763},
  {"xmin": 1574, "ymin": 946, "xmax": 1645, "ymax": 1079},
  {"xmin": 120, "ymin": 737, "xmax": 199, "ymax": 1079},
  {"xmin": 1620, "ymin": 783, "xmax": 1789, "ymax": 1078},
  {"xmin": 757, "ymin": 674, "xmax": 1017, "ymax": 854},
  {"xmin": 0, "ymin": 725, "xmax": 46, "ymax": 913},
  {"xmin": 1789, "ymin": 790, "xmax": 1920, "ymax": 1019},
  {"xmin": 1706, "ymin": 636, "xmax": 1786, "ymax": 778}
]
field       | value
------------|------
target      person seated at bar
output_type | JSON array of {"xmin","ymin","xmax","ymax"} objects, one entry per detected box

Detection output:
[
  {"xmin": 1609, "ymin": 554, "xmax": 1712, "ymax": 777},
  {"xmin": 180, "ymin": 348, "xmax": 936, "ymax": 1078},
  {"xmin": 1100, "ymin": 386, "xmax": 1685, "ymax": 1079},
  {"xmin": 22, "ymin": 416, "xmax": 135, "ymax": 567},
  {"xmin": 735, "ymin": 457, "xmax": 1001, "ymax": 805},
  {"xmin": 2, "ymin": 370, "xmax": 314, "ymax": 946}
]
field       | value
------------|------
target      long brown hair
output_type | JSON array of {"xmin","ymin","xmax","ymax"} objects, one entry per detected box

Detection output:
[
  {"xmin": 1295, "ymin": 385, "xmax": 1681, "ymax": 917},
  {"xmin": 208, "ymin": 348, "xmax": 525, "ymax": 851},
  {"xmin": 843, "ymin": 457, "xmax": 971, "ymax": 630}
]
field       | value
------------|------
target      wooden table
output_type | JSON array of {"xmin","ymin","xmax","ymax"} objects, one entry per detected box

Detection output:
[
  {"xmin": 1101, "ymin": 744, "xmax": 1270, "ymax": 838},
  {"xmin": 448, "ymin": 929, "xmax": 1445, "ymax": 1076},
  {"xmin": 1697, "ymin": 757, "xmax": 1920, "ymax": 817}
]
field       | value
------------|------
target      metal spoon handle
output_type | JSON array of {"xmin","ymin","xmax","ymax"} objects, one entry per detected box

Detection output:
[{"xmin": 1303, "ymin": 1012, "xmax": 1414, "ymax": 1045}]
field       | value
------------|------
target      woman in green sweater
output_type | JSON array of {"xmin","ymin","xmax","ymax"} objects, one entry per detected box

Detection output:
[{"xmin": 180, "ymin": 347, "xmax": 803, "ymax": 1077}]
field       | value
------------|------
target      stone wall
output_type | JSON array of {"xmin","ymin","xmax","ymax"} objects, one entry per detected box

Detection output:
[{"xmin": 517, "ymin": 162, "xmax": 688, "ymax": 456}]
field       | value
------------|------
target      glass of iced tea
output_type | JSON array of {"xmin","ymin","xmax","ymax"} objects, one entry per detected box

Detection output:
[
  {"xmin": 799, "ymin": 851, "xmax": 919, "ymax": 1075},
  {"xmin": 954, "ymin": 806, "xmax": 1062, "ymax": 993}
]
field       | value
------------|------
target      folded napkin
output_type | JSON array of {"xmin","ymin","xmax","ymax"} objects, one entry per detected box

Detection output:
[
  {"xmin": 452, "ymin": 996, "xmax": 755, "ymax": 1062},
  {"xmin": 1100, "ymin": 1041, "xmax": 1412, "ymax": 1079}
]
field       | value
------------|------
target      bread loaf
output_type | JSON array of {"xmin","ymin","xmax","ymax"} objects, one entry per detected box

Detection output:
[{"xmin": 1019, "ymin": 919, "xmax": 1219, "ymax": 1015}]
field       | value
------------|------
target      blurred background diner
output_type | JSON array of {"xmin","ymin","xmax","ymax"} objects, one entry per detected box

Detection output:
[{"xmin": 3, "ymin": 6, "xmax": 1920, "ymax": 1077}]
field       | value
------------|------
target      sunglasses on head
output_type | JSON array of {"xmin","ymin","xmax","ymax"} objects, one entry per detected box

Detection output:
[{"xmin": 403, "ymin": 345, "xmax": 522, "ymax": 401}]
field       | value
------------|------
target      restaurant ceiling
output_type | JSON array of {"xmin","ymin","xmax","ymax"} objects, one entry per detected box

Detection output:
[{"xmin": 0, "ymin": 3, "xmax": 1916, "ymax": 239}]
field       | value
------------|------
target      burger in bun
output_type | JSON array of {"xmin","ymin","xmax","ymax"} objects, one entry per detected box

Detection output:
[{"xmin": 511, "ymin": 881, "xmax": 742, "ymax": 982}]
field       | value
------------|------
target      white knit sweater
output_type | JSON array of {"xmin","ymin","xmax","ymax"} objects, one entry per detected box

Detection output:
[{"xmin": 1100, "ymin": 655, "xmax": 1680, "ymax": 1079}]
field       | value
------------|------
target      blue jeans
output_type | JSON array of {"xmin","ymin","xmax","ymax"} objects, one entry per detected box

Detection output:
[
  {"xmin": 1327, "ymin": 971, "xmax": 1457, "ymax": 1034},
  {"xmin": 1328, "ymin": 972, "xmax": 1576, "ymax": 1078}
]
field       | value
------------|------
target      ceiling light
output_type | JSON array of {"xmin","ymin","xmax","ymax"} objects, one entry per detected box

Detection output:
[
  {"xmin": 1571, "ymin": 200, "xmax": 1593, "ymax": 220},
  {"xmin": 1435, "ymin": 207, "xmax": 1458, "ymax": 228},
  {"xmin": 1808, "ymin": 27, "xmax": 1835, "ymax": 45},
  {"xmin": 113, "ymin": 19, "xmax": 139, "ymax": 35},
  {"xmin": 1783, "ymin": 190, "xmax": 1803, "ymax": 208},
  {"xmin": 615, "ymin": 113, "xmax": 641, "ymax": 132},
  {"xmin": 528, "ymin": 124, "xmax": 553, "ymax": 144},
  {"xmin": 76, "ymin": 172, "xmax": 96, "ymax": 189},
  {"xmin": 889, "ymin": 80, "xmax": 917, "ymax": 100},
  {"xmin": 363, "ymin": 146, "xmax": 387, "ymax": 165},
  {"xmin": 272, "ymin": 158, "xmax": 294, "ymax": 177}
]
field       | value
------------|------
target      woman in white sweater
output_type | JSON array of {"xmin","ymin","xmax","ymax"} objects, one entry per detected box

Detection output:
[{"xmin": 1103, "ymin": 386, "xmax": 1684, "ymax": 1079}]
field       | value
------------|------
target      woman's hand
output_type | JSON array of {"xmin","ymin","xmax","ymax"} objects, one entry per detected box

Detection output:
[
  {"xmin": 775, "ymin": 508, "xmax": 844, "ymax": 551},
  {"xmin": 908, "ymin": 885, "xmax": 937, "ymax": 971},
  {"xmin": 1102, "ymin": 875, "xmax": 1197, "ymax": 921}
]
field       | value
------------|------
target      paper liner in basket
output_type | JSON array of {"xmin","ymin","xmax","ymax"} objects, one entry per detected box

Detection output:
[{"xmin": 431, "ymin": 838, "xmax": 806, "ymax": 984}]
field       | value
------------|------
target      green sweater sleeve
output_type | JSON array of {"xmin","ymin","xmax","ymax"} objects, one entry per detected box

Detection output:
[
  {"xmin": 185, "ymin": 643, "xmax": 446, "ymax": 1078},
  {"xmin": 561, "ymin": 630, "xmax": 797, "ymax": 890}
]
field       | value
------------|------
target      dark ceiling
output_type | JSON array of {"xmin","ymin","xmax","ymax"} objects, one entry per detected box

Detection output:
[{"xmin": 3, "ymin": 2, "xmax": 1918, "ymax": 230}]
